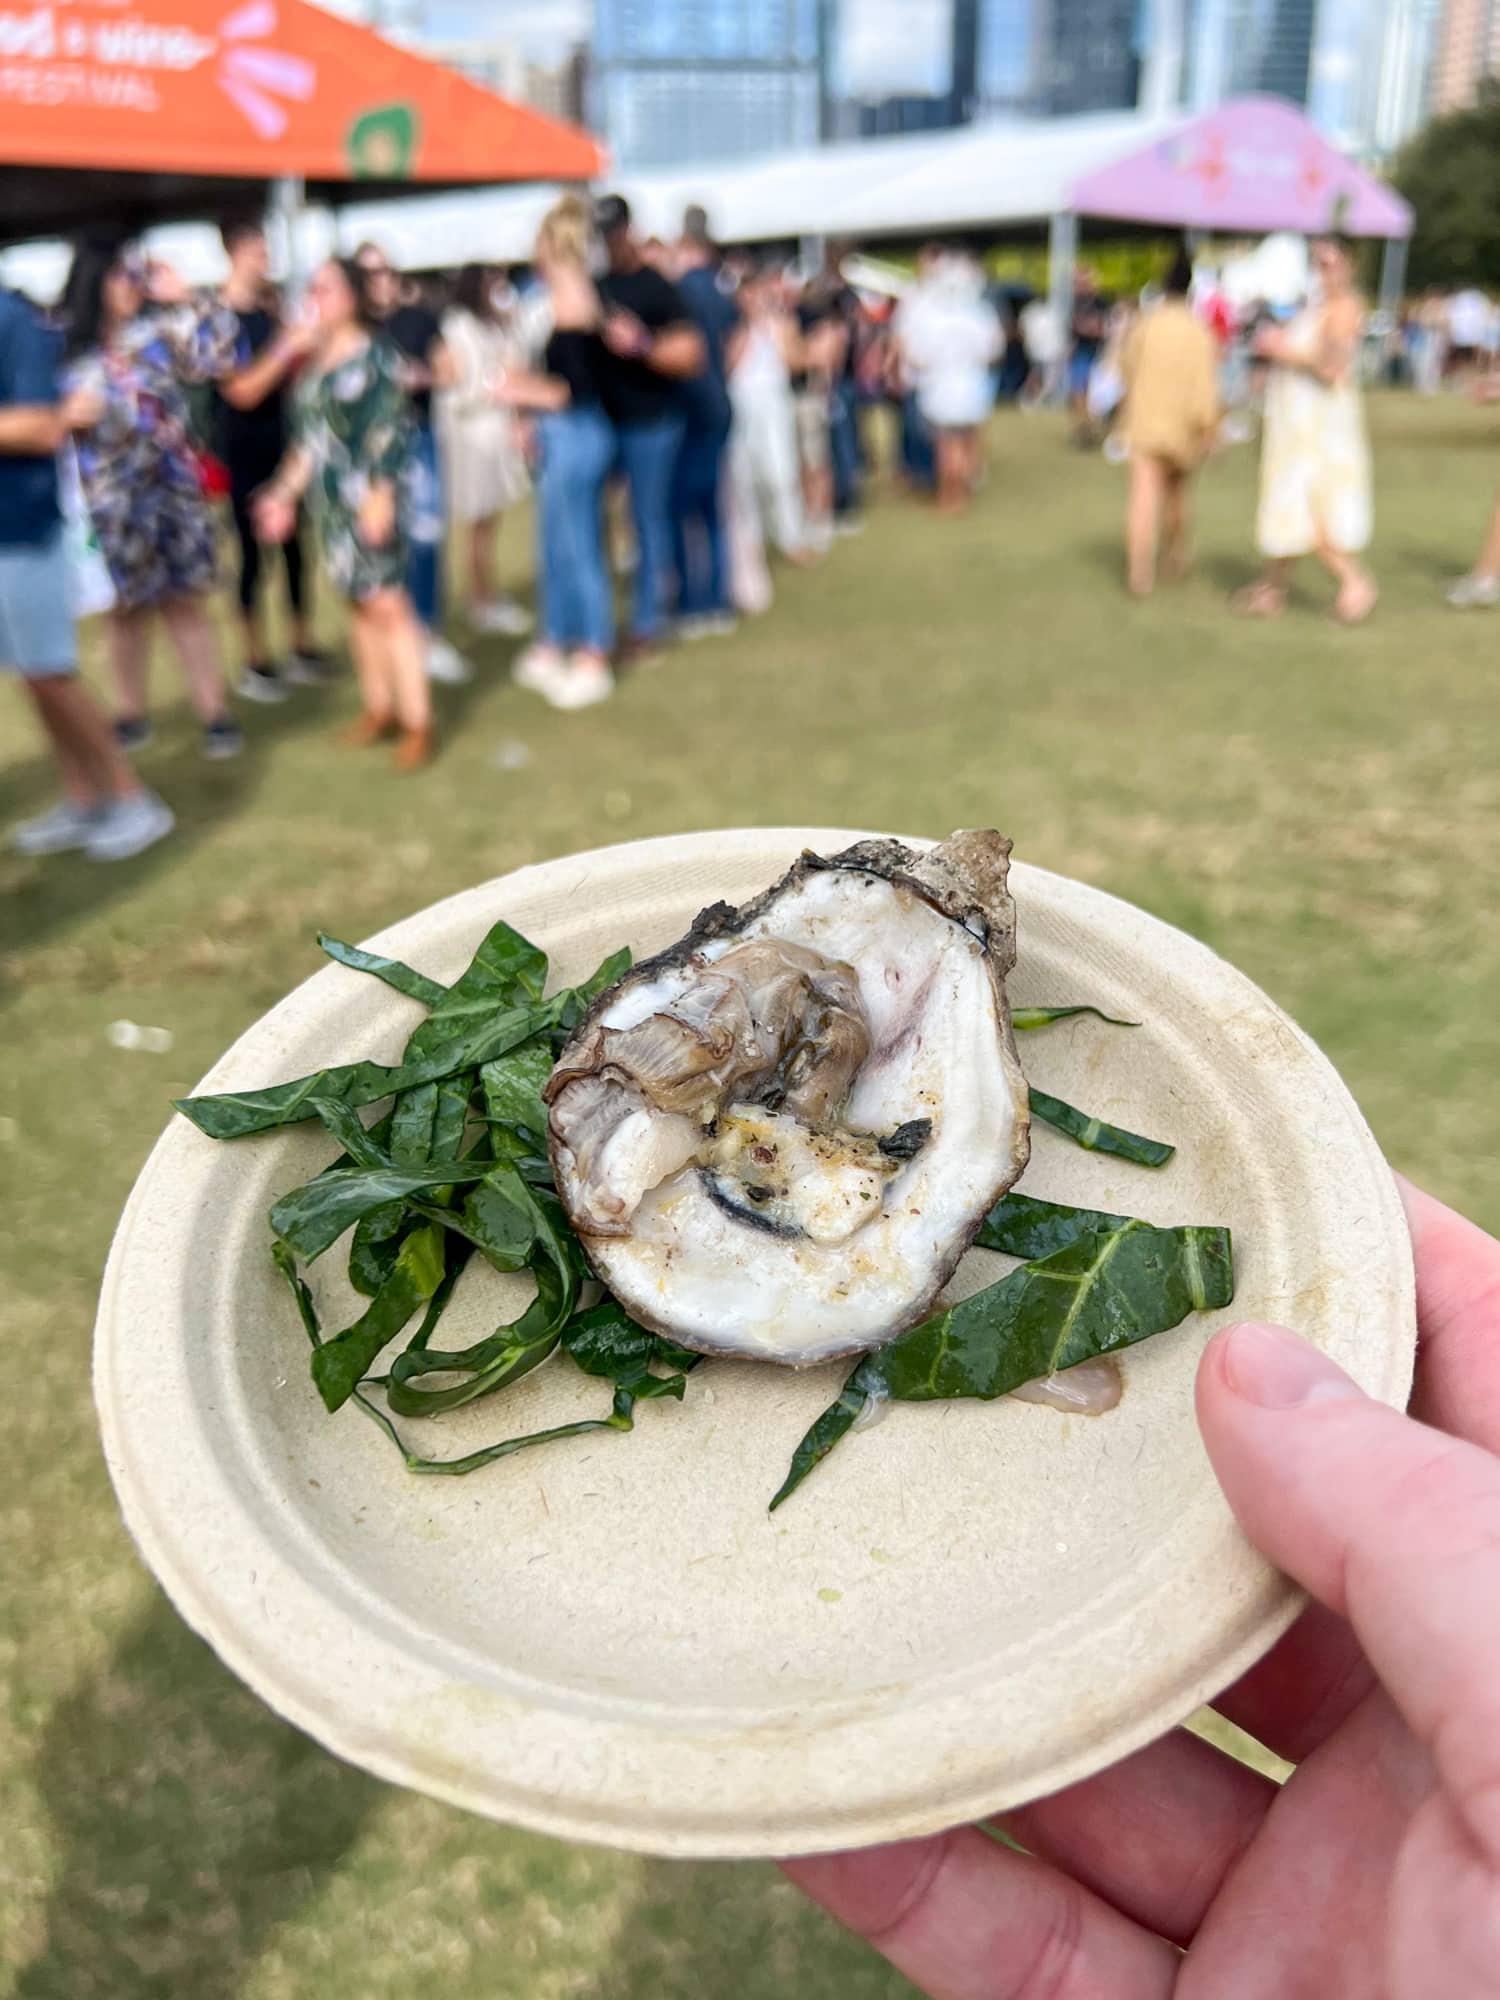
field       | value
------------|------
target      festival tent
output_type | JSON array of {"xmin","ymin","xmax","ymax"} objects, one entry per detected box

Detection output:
[
  {"xmin": 1067, "ymin": 96, "xmax": 1413, "ymax": 240},
  {"xmin": 0, "ymin": 0, "xmax": 604, "ymax": 240}
]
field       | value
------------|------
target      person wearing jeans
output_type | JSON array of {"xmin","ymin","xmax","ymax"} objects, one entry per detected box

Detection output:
[
  {"xmin": 671, "ymin": 206, "xmax": 741, "ymax": 635},
  {"xmin": 494, "ymin": 194, "xmax": 620, "ymax": 711},
  {"xmin": 595, "ymin": 193, "xmax": 704, "ymax": 654},
  {"xmin": 536, "ymin": 403, "xmax": 615, "ymax": 666}
]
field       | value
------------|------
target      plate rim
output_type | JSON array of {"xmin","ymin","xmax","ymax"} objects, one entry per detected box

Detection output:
[{"xmin": 94, "ymin": 828, "xmax": 1415, "ymax": 1856}]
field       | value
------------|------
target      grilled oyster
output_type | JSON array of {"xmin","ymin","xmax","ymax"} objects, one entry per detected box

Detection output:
[{"xmin": 545, "ymin": 831, "xmax": 1031, "ymax": 1365}]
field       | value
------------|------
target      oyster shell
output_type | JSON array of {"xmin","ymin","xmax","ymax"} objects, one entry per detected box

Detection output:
[{"xmin": 545, "ymin": 831, "xmax": 1031, "ymax": 1365}]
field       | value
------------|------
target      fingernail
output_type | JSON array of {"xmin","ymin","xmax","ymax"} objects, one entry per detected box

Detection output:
[{"xmin": 1220, "ymin": 1322, "xmax": 1363, "ymax": 1410}]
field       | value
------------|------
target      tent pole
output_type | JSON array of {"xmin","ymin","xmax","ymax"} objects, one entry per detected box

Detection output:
[
  {"xmin": 268, "ymin": 175, "xmax": 308, "ymax": 301},
  {"xmin": 1378, "ymin": 237, "xmax": 1408, "ymax": 318},
  {"xmin": 1048, "ymin": 211, "xmax": 1078, "ymax": 405}
]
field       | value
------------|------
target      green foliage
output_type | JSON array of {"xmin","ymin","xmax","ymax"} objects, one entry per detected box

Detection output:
[{"xmin": 1394, "ymin": 93, "xmax": 1500, "ymax": 290}]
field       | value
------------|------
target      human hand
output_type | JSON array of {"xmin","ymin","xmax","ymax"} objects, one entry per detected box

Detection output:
[
  {"xmin": 252, "ymin": 488, "xmax": 295, "ymax": 544},
  {"xmin": 357, "ymin": 484, "xmax": 396, "ymax": 548},
  {"xmin": 60, "ymin": 387, "xmax": 104, "ymax": 432},
  {"xmin": 277, "ymin": 316, "xmax": 319, "ymax": 363},
  {"xmin": 602, "ymin": 308, "xmax": 650, "ymax": 359},
  {"xmin": 782, "ymin": 1179, "xmax": 1500, "ymax": 1999}
]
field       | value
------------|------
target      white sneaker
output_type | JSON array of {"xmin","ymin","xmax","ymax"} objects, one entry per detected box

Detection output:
[
  {"xmin": 701, "ymin": 611, "xmax": 738, "ymax": 638},
  {"xmin": 806, "ymin": 518, "xmax": 835, "ymax": 554},
  {"xmin": 676, "ymin": 614, "xmax": 713, "ymax": 642},
  {"xmin": 10, "ymin": 798, "xmax": 106, "ymax": 856},
  {"xmin": 425, "ymin": 635, "xmax": 473, "ymax": 684},
  {"xmin": 545, "ymin": 658, "xmax": 616, "ymax": 711},
  {"xmin": 237, "ymin": 664, "xmax": 290, "ymax": 704},
  {"xmin": 472, "ymin": 598, "xmax": 534, "ymax": 637},
  {"xmin": 1445, "ymin": 573, "xmax": 1500, "ymax": 608},
  {"xmin": 512, "ymin": 644, "xmax": 569, "ymax": 698},
  {"xmin": 85, "ymin": 790, "xmax": 175, "ymax": 862}
]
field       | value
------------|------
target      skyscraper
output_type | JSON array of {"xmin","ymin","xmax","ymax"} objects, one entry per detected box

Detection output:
[
  {"xmin": 976, "ymin": 0, "xmax": 1044, "ymax": 113},
  {"xmin": 1185, "ymin": 0, "xmax": 1317, "ymax": 107},
  {"xmin": 591, "ymin": 0, "xmax": 835, "ymax": 169},
  {"xmin": 951, "ymin": 0, "xmax": 981, "ymax": 121},
  {"xmin": 1307, "ymin": 0, "xmax": 1442, "ymax": 150},
  {"xmin": 1039, "ymin": 0, "xmax": 1141, "ymax": 114},
  {"xmin": 1428, "ymin": 0, "xmax": 1500, "ymax": 114}
]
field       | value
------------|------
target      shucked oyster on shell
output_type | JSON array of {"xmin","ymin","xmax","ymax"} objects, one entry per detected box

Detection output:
[{"xmin": 544, "ymin": 831, "xmax": 1031, "ymax": 1366}]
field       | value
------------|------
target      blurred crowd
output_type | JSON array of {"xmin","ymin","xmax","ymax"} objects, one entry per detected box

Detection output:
[{"xmin": 4, "ymin": 196, "xmax": 1500, "ymax": 863}]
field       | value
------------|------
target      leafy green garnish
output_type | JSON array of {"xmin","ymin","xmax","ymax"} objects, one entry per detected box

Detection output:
[
  {"xmin": 1028, "ymin": 1086, "xmax": 1175, "ymax": 1168},
  {"xmin": 769, "ymin": 1213, "xmax": 1233, "ymax": 1510},
  {"xmin": 1013, "ymin": 1004, "xmax": 1139, "ymax": 1031},
  {"xmin": 206, "ymin": 916, "xmax": 1229, "ymax": 1503},
  {"xmin": 317, "ymin": 932, "xmax": 447, "ymax": 1010}
]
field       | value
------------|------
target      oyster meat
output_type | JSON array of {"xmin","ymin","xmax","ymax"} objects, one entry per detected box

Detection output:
[{"xmin": 544, "ymin": 831, "xmax": 1031, "ymax": 1365}]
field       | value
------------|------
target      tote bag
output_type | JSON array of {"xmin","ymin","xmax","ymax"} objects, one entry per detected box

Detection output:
[{"xmin": 58, "ymin": 445, "xmax": 116, "ymax": 620}]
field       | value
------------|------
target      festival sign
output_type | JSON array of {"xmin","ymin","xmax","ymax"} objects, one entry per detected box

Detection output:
[{"xmin": 0, "ymin": 0, "xmax": 604, "ymax": 183}]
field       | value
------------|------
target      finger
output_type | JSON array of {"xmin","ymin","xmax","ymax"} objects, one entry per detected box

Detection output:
[
  {"xmin": 1198, "ymin": 1321, "xmax": 1500, "ymax": 1863},
  {"xmin": 780, "ymin": 1830, "xmax": 1178, "ymax": 2000},
  {"xmin": 1207, "ymin": 1598, "xmax": 1373, "ymax": 1762},
  {"xmin": 999, "ymin": 1724, "xmax": 1276, "ymax": 1945},
  {"xmin": 1397, "ymin": 1176, "xmax": 1500, "ymax": 1452}
]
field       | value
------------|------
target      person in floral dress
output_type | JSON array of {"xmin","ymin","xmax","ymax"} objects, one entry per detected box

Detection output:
[
  {"xmin": 61, "ymin": 241, "xmax": 243, "ymax": 758},
  {"xmin": 254, "ymin": 259, "xmax": 432, "ymax": 770}
]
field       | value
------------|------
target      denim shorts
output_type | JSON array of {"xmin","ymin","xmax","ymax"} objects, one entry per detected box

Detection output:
[{"xmin": 0, "ymin": 528, "xmax": 78, "ymax": 677}]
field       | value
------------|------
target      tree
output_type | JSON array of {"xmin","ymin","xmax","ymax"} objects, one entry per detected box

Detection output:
[{"xmin": 1394, "ymin": 87, "xmax": 1500, "ymax": 290}]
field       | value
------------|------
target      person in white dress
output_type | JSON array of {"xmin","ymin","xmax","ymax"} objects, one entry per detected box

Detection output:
[
  {"xmin": 1235, "ymin": 238, "xmax": 1376, "ymax": 625},
  {"xmin": 438, "ymin": 264, "xmax": 531, "ymax": 637},
  {"xmin": 726, "ymin": 265, "xmax": 811, "ymax": 569},
  {"xmin": 898, "ymin": 252, "xmax": 1001, "ymax": 514}
]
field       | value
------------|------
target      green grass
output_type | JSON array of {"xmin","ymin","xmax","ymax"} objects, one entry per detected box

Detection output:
[{"xmin": 2, "ymin": 397, "xmax": 1496, "ymax": 1997}]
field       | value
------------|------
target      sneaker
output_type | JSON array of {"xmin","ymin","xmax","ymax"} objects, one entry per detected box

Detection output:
[
  {"xmin": 1103, "ymin": 434, "xmax": 1130, "ymax": 465},
  {"xmin": 512, "ymin": 644, "xmax": 569, "ymax": 698},
  {"xmin": 1445, "ymin": 573, "xmax": 1500, "ymax": 609},
  {"xmin": 833, "ymin": 514, "xmax": 865, "ymax": 538},
  {"xmin": 805, "ymin": 519, "xmax": 835, "ymax": 554},
  {"xmin": 113, "ymin": 715, "xmax": 152, "ymax": 752},
  {"xmin": 203, "ymin": 716, "xmax": 246, "ymax": 760},
  {"xmin": 425, "ymin": 635, "xmax": 473, "ymax": 685},
  {"xmin": 472, "ymin": 598, "xmax": 535, "ymax": 638},
  {"xmin": 545, "ymin": 657, "xmax": 616, "ymax": 711},
  {"xmin": 84, "ymin": 789, "xmax": 175, "ymax": 862},
  {"xmin": 237, "ymin": 663, "xmax": 290, "ymax": 704},
  {"xmin": 701, "ymin": 611, "xmax": 738, "ymax": 638},
  {"xmin": 675, "ymin": 614, "xmax": 713, "ymax": 642},
  {"xmin": 284, "ymin": 647, "xmax": 340, "ymax": 685},
  {"xmin": 10, "ymin": 797, "xmax": 106, "ymax": 856}
]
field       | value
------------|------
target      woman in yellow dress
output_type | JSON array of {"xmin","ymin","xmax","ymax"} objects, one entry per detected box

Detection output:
[
  {"xmin": 1119, "ymin": 251, "xmax": 1221, "ymax": 596},
  {"xmin": 1236, "ymin": 237, "xmax": 1376, "ymax": 624}
]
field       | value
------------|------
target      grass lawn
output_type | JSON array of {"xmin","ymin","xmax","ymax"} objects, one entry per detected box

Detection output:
[{"xmin": 2, "ymin": 396, "xmax": 1497, "ymax": 1999}]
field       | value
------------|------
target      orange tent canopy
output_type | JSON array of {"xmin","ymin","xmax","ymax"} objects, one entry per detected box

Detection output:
[{"xmin": 0, "ymin": 0, "xmax": 604, "ymax": 183}]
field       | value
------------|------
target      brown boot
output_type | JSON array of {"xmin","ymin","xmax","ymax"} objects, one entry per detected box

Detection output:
[
  {"xmin": 392, "ymin": 725, "xmax": 433, "ymax": 772},
  {"xmin": 342, "ymin": 711, "xmax": 395, "ymax": 747}
]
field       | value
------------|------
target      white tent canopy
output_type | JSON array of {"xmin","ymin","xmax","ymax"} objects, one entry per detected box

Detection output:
[{"xmin": 2, "ymin": 108, "xmax": 1184, "ymax": 297}]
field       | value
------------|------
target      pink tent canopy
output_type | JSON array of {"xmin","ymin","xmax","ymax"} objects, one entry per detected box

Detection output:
[{"xmin": 1068, "ymin": 96, "xmax": 1413, "ymax": 239}]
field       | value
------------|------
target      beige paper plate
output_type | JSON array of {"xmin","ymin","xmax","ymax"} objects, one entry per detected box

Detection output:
[{"xmin": 95, "ymin": 830, "xmax": 1414, "ymax": 1858}]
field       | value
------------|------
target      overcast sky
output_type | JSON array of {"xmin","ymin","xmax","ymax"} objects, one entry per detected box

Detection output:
[{"xmin": 407, "ymin": 0, "xmax": 951, "ymax": 92}]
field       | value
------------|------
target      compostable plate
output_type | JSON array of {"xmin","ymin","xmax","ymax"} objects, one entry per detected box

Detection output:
[{"xmin": 95, "ymin": 829, "xmax": 1414, "ymax": 1857}]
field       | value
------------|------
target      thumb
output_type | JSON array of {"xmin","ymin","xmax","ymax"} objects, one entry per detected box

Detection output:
[{"xmin": 1197, "ymin": 1323, "xmax": 1500, "ymax": 1859}]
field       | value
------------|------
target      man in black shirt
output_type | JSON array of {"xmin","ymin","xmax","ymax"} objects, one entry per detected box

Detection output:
[
  {"xmin": 352, "ymin": 243, "xmax": 470, "ymax": 684},
  {"xmin": 594, "ymin": 194, "xmax": 705, "ymax": 653},
  {"xmin": 216, "ymin": 218, "xmax": 327, "ymax": 701}
]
